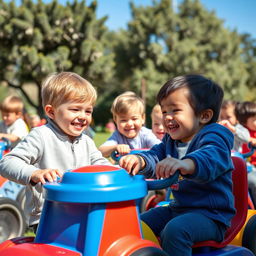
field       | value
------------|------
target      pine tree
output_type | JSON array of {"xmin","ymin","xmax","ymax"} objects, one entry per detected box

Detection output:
[
  {"xmin": 0, "ymin": 0, "xmax": 114, "ymax": 115},
  {"xmin": 113, "ymin": 0, "xmax": 250, "ymax": 107}
]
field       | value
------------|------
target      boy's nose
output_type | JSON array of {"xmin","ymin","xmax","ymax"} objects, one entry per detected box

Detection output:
[
  {"xmin": 126, "ymin": 119, "xmax": 133, "ymax": 126},
  {"xmin": 78, "ymin": 112, "xmax": 86, "ymax": 119},
  {"xmin": 165, "ymin": 113, "xmax": 174, "ymax": 120}
]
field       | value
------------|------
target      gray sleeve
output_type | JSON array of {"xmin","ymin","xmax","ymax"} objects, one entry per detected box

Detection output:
[
  {"xmin": 234, "ymin": 124, "xmax": 250, "ymax": 143},
  {"xmin": 0, "ymin": 129, "xmax": 43, "ymax": 185}
]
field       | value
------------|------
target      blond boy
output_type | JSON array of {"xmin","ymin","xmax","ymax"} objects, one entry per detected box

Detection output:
[
  {"xmin": 0, "ymin": 72, "xmax": 111, "ymax": 232},
  {"xmin": 99, "ymin": 91, "xmax": 161, "ymax": 157}
]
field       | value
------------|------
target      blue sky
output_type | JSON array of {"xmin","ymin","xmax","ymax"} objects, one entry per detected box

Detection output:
[{"xmin": 89, "ymin": 0, "xmax": 256, "ymax": 38}]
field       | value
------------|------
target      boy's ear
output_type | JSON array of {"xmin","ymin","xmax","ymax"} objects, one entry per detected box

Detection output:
[
  {"xmin": 44, "ymin": 105, "xmax": 54, "ymax": 119},
  {"xmin": 200, "ymin": 109, "xmax": 213, "ymax": 124}
]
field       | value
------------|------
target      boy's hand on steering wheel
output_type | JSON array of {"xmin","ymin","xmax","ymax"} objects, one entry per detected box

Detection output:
[
  {"xmin": 119, "ymin": 155, "xmax": 145, "ymax": 175},
  {"xmin": 30, "ymin": 168, "xmax": 63, "ymax": 185}
]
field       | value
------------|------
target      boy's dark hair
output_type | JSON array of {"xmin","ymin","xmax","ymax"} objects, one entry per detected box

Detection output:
[
  {"xmin": 157, "ymin": 74, "xmax": 224, "ymax": 124},
  {"xmin": 235, "ymin": 101, "xmax": 256, "ymax": 127}
]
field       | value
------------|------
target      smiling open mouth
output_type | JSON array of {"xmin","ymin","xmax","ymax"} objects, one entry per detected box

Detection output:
[{"xmin": 168, "ymin": 124, "xmax": 179, "ymax": 131}]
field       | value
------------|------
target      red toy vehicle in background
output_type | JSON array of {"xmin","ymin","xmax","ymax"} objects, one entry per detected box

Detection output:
[
  {"xmin": 0, "ymin": 156, "xmax": 256, "ymax": 255},
  {"xmin": 0, "ymin": 139, "xmax": 26, "ymax": 243}
]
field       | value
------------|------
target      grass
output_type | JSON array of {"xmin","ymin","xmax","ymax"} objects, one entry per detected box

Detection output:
[{"xmin": 94, "ymin": 131, "xmax": 111, "ymax": 147}]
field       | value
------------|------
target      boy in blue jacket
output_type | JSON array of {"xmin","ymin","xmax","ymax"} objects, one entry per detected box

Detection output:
[{"xmin": 119, "ymin": 74, "xmax": 235, "ymax": 256}]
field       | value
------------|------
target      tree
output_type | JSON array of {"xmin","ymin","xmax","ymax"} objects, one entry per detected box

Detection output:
[
  {"xmin": 240, "ymin": 33, "xmax": 256, "ymax": 100},
  {"xmin": 0, "ymin": 0, "xmax": 115, "ymax": 116},
  {"xmin": 113, "ymin": 0, "xmax": 251, "ymax": 111}
]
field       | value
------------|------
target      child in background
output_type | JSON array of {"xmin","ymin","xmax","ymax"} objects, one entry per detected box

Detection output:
[
  {"xmin": 239, "ymin": 101, "xmax": 256, "ymax": 163},
  {"xmin": 151, "ymin": 104, "xmax": 165, "ymax": 140},
  {"xmin": 99, "ymin": 91, "xmax": 161, "ymax": 158},
  {"xmin": 235, "ymin": 101, "xmax": 256, "ymax": 207},
  {"xmin": 0, "ymin": 95, "xmax": 29, "ymax": 148},
  {"xmin": 219, "ymin": 100, "xmax": 250, "ymax": 152},
  {"xmin": 119, "ymin": 74, "xmax": 235, "ymax": 256},
  {"xmin": 29, "ymin": 113, "xmax": 43, "ymax": 128},
  {"xmin": 150, "ymin": 104, "xmax": 166, "ymax": 203},
  {"xmin": 219, "ymin": 100, "xmax": 256, "ymax": 207},
  {"xmin": 0, "ymin": 72, "xmax": 112, "ymax": 232}
]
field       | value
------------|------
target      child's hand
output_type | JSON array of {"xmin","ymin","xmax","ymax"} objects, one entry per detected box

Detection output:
[
  {"xmin": 156, "ymin": 156, "xmax": 195, "ymax": 179},
  {"xmin": 119, "ymin": 155, "xmax": 145, "ymax": 175},
  {"xmin": 250, "ymin": 138, "xmax": 256, "ymax": 147},
  {"xmin": 116, "ymin": 144, "xmax": 131, "ymax": 155},
  {"xmin": 30, "ymin": 169, "xmax": 63, "ymax": 184},
  {"xmin": 218, "ymin": 120, "xmax": 236, "ymax": 133}
]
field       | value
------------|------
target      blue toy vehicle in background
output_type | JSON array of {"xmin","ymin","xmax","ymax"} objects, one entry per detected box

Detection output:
[{"xmin": 0, "ymin": 139, "xmax": 26, "ymax": 243}]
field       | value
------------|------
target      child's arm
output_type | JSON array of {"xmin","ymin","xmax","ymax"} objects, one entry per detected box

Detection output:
[
  {"xmin": 0, "ymin": 132, "xmax": 20, "ymax": 143},
  {"xmin": 155, "ymin": 156, "xmax": 195, "ymax": 179},
  {"xmin": 30, "ymin": 168, "xmax": 63, "ymax": 185},
  {"xmin": 99, "ymin": 144, "xmax": 131, "ymax": 157}
]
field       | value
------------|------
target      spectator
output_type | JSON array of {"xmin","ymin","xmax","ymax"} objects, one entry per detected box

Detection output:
[{"xmin": 0, "ymin": 95, "xmax": 29, "ymax": 148}]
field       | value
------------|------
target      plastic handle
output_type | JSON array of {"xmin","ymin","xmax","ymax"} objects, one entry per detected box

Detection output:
[
  {"xmin": 242, "ymin": 143, "xmax": 256, "ymax": 159},
  {"xmin": 147, "ymin": 171, "xmax": 179, "ymax": 190},
  {"xmin": 110, "ymin": 150, "xmax": 120, "ymax": 162},
  {"xmin": 1, "ymin": 137, "xmax": 11, "ymax": 150}
]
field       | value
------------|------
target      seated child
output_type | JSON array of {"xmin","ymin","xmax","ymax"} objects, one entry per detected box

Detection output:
[
  {"xmin": 235, "ymin": 101, "xmax": 256, "ymax": 207},
  {"xmin": 151, "ymin": 104, "xmax": 165, "ymax": 140},
  {"xmin": 119, "ymin": 74, "xmax": 235, "ymax": 256},
  {"xmin": 99, "ymin": 91, "xmax": 161, "ymax": 158},
  {"xmin": 0, "ymin": 72, "xmax": 112, "ymax": 233},
  {"xmin": 0, "ymin": 95, "xmax": 29, "ymax": 148},
  {"xmin": 219, "ymin": 100, "xmax": 250, "ymax": 152},
  {"xmin": 238, "ymin": 101, "xmax": 256, "ymax": 164},
  {"xmin": 29, "ymin": 113, "xmax": 44, "ymax": 128}
]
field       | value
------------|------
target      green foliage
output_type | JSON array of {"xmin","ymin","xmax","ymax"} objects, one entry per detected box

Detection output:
[
  {"xmin": 112, "ymin": 0, "xmax": 254, "ymax": 110},
  {"xmin": 0, "ymin": 0, "xmax": 255, "ymax": 125},
  {"xmin": 0, "ymin": 0, "xmax": 115, "ymax": 116}
]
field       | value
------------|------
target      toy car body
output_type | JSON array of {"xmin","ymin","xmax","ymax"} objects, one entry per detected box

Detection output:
[
  {"xmin": 0, "ymin": 165, "xmax": 168, "ymax": 256},
  {"xmin": 0, "ymin": 158, "xmax": 255, "ymax": 255}
]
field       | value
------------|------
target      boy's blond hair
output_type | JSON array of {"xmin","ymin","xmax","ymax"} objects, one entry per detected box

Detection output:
[
  {"xmin": 41, "ymin": 72, "xmax": 97, "ymax": 108},
  {"xmin": 0, "ymin": 95, "xmax": 24, "ymax": 113},
  {"xmin": 151, "ymin": 104, "xmax": 162, "ymax": 118},
  {"xmin": 111, "ymin": 91, "xmax": 145, "ymax": 120}
]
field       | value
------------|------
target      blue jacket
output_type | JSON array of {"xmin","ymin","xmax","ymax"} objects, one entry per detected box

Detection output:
[{"xmin": 137, "ymin": 123, "xmax": 235, "ymax": 227}]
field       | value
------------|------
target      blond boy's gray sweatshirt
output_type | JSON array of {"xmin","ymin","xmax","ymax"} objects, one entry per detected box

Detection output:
[{"xmin": 0, "ymin": 119, "xmax": 112, "ymax": 225}]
